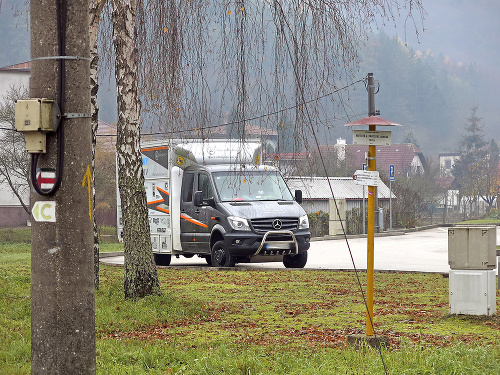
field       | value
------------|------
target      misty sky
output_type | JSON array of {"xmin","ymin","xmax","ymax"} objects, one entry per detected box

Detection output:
[
  {"xmin": 1, "ymin": 0, "xmax": 498, "ymax": 134},
  {"xmin": 382, "ymin": 0, "xmax": 499, "ymax": 79}
]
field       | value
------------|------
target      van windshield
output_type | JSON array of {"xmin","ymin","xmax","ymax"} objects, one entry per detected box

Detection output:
[{"xmin": 212, "ymin": 170, "xmax": 294, "ymax": 202}]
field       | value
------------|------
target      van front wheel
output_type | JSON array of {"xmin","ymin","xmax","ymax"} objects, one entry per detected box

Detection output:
[
  {"xmin": 211, "ymin": 241, "xmax": 236, "ymax": 267},
  {"xmin": 154, "ymin": 253, "xmax": 172, "ymax": 266},
  {"xmin": 283, "ymin": 251, "xmax": 307, "ymax": 268}
]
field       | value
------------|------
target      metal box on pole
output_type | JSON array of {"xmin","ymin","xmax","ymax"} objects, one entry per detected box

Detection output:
[
  {"xmin": 448, "ymin": 226, "xmax": 497, "ymax": 316},
  {"xmin": 448, "ymin": 226, "xmax": 496, "ymax": 270},
  {"xmin": 449, "ymin": 269, "xmax": 496, "ymax": 316}
]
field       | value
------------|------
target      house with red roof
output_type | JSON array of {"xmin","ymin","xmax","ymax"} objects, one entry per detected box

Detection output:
[
  {"xmin": 192, "ymin": 122, "xmax": 278, "ymax": 148},
  {"xmin": 0, "ymin": 62, "xmax": 30, "ymax": 95},
  {"xmin": 320, "ymin": 139, "xmax": 426, "ymax": 178}
]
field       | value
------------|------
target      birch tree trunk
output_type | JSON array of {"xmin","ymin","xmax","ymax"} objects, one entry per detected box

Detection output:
[
  {"xmin": 111, "ymin": 0, "xmax": 161, "ymax": 298},
  {"xmin": 89, "ymin": 0, "xmax": 106, "ymax": 290}
]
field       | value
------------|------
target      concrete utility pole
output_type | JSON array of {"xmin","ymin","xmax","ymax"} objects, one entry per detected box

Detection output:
[
  {"xmin": 30, "ymin": 1, "xmax": 95, "ymax": 373},
  {"xmin": 366, "ymin": 73, "xmax": 376, "ymax": 337}
]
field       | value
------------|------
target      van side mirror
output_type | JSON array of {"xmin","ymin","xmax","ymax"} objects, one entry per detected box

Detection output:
[
  {"xmin": 295, "ymin": 189, "xmax": 303, "ymax": 204},
  {"xmin": 194, "ymin": 191, "xmax": 203, "ymax": 206},
  {"xmin": 194, "ymin": 191, "xmax": 216, "ymax": 207}
]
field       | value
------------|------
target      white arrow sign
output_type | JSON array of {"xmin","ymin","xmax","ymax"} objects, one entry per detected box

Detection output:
[
  {"xmin": 353, "ymin": 170, "xmax": 379, "ymax": 186},
  {"xmin": 32, "ymin": 201, "xmax": 56, "ymax": 222}
]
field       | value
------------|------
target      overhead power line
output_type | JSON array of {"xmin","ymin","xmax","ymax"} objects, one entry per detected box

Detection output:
[{"xmin": 92, "ymin": 79, "xmax": 364, "ymax": 138}]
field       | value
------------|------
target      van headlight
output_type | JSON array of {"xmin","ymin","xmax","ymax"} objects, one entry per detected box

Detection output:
[
  {"xmin": 298, "ymin": 214, "xmax": 309, "ymax": 229},
  {"xmin": 227, "ymin": 216, "xmax": 250, "ymax": 231}
]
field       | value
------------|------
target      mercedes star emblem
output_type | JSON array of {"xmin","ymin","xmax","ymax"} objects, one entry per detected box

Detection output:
[{"xmin": 272, "ymin": 219, "xmax": 282, "ymax": 230}]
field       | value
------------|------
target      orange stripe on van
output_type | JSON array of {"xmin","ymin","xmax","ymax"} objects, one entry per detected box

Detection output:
[
  {"xmin": 156, "ymin": 187, "xmax": 169, "ymax": 195},
  {"xmin": 141, "ymin": 146, "xmax": 169, "ymax": 152},
  {"xmin": 147, "ymin": 199, "xmax": 164, "ymax": 205},
  {"xmin": 180, "ymin": 214, "xmax": 208, "ymax": 228}
]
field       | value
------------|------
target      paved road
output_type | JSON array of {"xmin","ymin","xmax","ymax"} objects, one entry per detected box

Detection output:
[{"xmin": 101, "ymin": 226, "xmax": 500, "ymax": 274}]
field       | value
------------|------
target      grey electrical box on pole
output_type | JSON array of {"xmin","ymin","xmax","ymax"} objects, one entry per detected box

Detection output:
[{"xmin": 448, "ymin": 226, "xmax": 496, "ymax": 270}]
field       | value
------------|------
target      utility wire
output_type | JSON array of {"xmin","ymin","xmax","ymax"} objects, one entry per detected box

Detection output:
[
  {"xmin": 90, "ymin": 82, "xmax": 363, "ymax": 138},
  {"xmin": 1, "ymin": 81, "xmax": 362, "ymax": 138}
]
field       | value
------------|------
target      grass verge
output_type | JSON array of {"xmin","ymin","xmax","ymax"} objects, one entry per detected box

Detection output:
[{"xmin": 1, "ymin": 243, "xmax": 499, "ymax": 374}]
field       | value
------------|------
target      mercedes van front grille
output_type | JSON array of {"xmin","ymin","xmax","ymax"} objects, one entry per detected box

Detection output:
[{"xmin": 250, "ymin": 218, "xmax": 298, "ymax": 232}]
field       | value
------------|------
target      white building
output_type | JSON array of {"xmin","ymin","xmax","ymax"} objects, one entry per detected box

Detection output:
[
  {"xmin": 0, "ymin": 62, "xmax": 30, "ymax": 226},
  {"xmin": 438, "ymin": 152, "xmax": 460, "ymax": 177}
]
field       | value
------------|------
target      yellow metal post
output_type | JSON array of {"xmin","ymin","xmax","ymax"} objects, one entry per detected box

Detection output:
[{"xmin": 366, "ymin": 126, "xmax": 376, "ymax": 336}]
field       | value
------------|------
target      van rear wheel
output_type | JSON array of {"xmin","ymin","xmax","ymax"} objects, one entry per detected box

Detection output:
[
  {"xmin": 211, "ymin": 241, "xmax": 235, "ymax": 267},
  {"xmin": 154, "ymin": 253, "xmax": 172, "ymax": 266},
  {"xmin": 283, "ymin": 251, "xmax": 307, "ymax": 268}
]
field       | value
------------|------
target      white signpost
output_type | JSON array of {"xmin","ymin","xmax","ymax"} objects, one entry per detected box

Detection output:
[
  {"xmin": 353, "ymin": 130, "xmax": 392, "ymax": 146},
  {"xmin": 32, "ymin": 201, "xmax": 56, "ymax": 222},
  {"xmin": 353, "ymin": 170, "xmax": 379, "ymax": 186},
  {"xmin": 389, "ymin": 165, "xmax": 395, "ymax": 230}
]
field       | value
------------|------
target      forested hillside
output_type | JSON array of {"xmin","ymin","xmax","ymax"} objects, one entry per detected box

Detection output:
[{"xmin": 344, "ymin": 31, "xmax": 498, "ymax": 156}]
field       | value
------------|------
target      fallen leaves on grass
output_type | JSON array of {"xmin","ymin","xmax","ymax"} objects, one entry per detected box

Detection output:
[{"xmin": 100, "ymin": 269, "xmax": 499, "ymax": 352}]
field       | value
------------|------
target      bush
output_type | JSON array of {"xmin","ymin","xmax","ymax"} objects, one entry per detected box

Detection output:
[{"xmin": 308, "ymin": 211, "xmax": 329, "ymax": 237}]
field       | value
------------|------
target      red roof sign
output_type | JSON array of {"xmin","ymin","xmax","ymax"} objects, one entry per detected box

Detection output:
[{"xmin": 344, "ymin": 115, "xmax": 401, "ymax": 127}]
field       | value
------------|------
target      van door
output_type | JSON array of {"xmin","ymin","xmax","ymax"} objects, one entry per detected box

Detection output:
[
  {"xmin": 180, "ymin": 171, "xmax": 210, "ymax": 253},
  {"xmin": 194, "ymin": 172, "xmax": 214, "ymax": 252},
  {"xmin": 180, "ymin": 171, "xmax": 197, "ymax": 251}
]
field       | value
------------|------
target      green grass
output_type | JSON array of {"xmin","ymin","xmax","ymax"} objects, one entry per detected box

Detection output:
[
  {"xmin": 1, "ymin": 242, "xmax": 499, "ymax": 374},
  {"xmin": 98, "ymin": 226, "xmax": 120, "ymax": 244},
  {"xmin": 0, "ymin": 227, "xmax": 31, "ymax": 243},
  {"xmin": 457, "ymin": 219, "xmax": 500, "ymax": 225},
  {"xmin": 99, "ymin": 242, "xmax": 124, "ymax": 253},
  {"xmin": 0, "ymin": 226, "xmax": 122, "ymax": 252}
]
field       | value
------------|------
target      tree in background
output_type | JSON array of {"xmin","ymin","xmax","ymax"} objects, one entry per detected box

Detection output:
[
  {"xmin": 276, "ymin": 116, "xmax": 303, "ymax": 154},
  {"xmin": 0, "ymin": 85, "xmax": 29, "ymax": 214},
  {"xmin": 90, "ymin": 0, "xmax": 107, "ymax": 290},
  {"xmin": 390, "ymin": 158, "xmax": 444, "ymax": 227},
  {"xmin": 477, "ymin": 138, "xmax": 499, "ymax": 210},
  {"xmin": 452, "ymin": 105, "xmax": 488, "ymax": 218},
  {"xmin": 353, "ymin": 31, "xmax": 494, "ymax": 154},
  {"xmin": 134, "ymin": 1, "xmax": 424, "ymax": 155},
  {"xmin": 401, "ymin": 129, "xmax": 420, "ymax": 149},
  {"xmin": 303, "ymin": 146, "xmax": 357, "ymax": 178}
]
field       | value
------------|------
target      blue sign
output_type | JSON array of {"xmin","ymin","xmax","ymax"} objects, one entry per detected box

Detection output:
[
  {"xmin": 389, "ymin": 164, "xmax": 395, "ymax": 181},
  {"xmin": 362, "ymin": 163, "xmax": 367, "ymax": 171}
]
